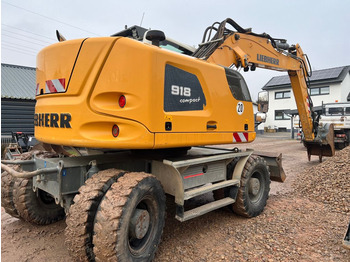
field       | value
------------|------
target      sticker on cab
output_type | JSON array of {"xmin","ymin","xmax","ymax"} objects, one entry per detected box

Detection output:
[{"xmin": 237, "ymin": 102, "xmax": 244, "ymax": 115}]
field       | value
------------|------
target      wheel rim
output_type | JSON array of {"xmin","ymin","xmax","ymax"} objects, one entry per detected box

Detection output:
[
  {"xmin": 248, "ymin": 171, "xmax": 264, "ymax": 204},
  {"xmin": 128, "ymin": 195, "xmax": 157, "ymax": 256},
  {"xmin": 129, "ymin": 209, "xmax": 150, "ymax": 239}
]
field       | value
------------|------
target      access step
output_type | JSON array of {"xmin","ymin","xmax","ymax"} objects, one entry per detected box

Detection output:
[
  {"xmin": 183, "ymin": 179, "xmax": 239, "ymax": 200},
  {"xmin": 176, "ymin": 197, "xmax": 235, "ymax": 222}
]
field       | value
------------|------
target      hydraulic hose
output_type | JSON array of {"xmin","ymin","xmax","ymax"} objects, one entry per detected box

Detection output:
[{"xmin": 1, "ymin": 163, "xmax": 59, "ymax": 179}]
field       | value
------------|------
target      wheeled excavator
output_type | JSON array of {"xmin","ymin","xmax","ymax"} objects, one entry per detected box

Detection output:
[{"xmin": 1, "ymin": 19, "xmax": 335, "ymax": 261}]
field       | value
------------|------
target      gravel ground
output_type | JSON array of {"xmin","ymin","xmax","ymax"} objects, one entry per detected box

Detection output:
[
  {"xmin": 293, "ymin": 146, "xmax": 350, "ymax": 214},
  {"xmin": 155, "ymin": 196, "xmax": 348, "ymax": 262},
  {"xmin": 2, "ymin": 134, "xmax": 350, "ymax": 261}
]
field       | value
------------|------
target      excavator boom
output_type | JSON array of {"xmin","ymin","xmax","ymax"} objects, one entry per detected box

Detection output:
[{"xmin": 195, "ymin": 18, "xmax": 334, "ymax": 161}]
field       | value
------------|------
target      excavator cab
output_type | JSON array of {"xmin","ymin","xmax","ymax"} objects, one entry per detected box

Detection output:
[{"xmin": 112, "ymin": 25, "xmax": 196, "ymax": 55}]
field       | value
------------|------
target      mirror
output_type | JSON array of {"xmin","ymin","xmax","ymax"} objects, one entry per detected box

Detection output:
[
  {"xmin": 255, "ymin": 112, "xmax": 267, "ymax": 123},
  {"xmin": 258, "ymin": 91, "xmax": 269, "ymax": 113}
]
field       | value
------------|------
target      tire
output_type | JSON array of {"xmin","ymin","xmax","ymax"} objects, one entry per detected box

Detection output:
[
  {"xmin": 232, "ymin": 155, "xmax": 270, "ymax": 218},
  {"xmin": 336, "ymin": 142, "xmax": 346, "ymax": 150},
  {"xmin": 1, "ymin": 166, "xmax": 21, "ymax": 218},
  {"xmin": 93, "ymin": 172, "xmax": 166, "ymax": 262},
  {"xmin": 13, "ymin": 178, "xmax": 65, "ymax": 225},
  {"xmin": 65, "ymin": 169, "xmax": 126, "ymax": 262},
  {"xmin": 1, "ymin": 152, "xmax": 37, "ymax": 219}
]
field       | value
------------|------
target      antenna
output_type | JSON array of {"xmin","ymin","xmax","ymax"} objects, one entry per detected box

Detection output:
[{"xmin": 140, "ymin": 12, "xmax": 145, "ymax": 26}]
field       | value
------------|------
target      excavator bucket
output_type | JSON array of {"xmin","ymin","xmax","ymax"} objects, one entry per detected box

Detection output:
[{"xmin": 304, "ymin": 123, "xmax": 335, "ymax": 162}]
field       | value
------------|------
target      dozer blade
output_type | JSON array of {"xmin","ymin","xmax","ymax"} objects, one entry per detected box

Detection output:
[
  {"xmin": 304, "ymin": 123, "xmax": 335, "ymax": 162},
  {"xmin": 253, "ymin": 151, "xmax": 286, "ymax": 182}
]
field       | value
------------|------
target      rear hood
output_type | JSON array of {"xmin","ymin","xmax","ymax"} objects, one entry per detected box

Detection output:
[
  {"xmin": 36, "ymin": 37, "xmax": 118, "ymax": 97},
  {"xmin": 36, "ymin": 39, "xmax": 85, "ymax": 96}
]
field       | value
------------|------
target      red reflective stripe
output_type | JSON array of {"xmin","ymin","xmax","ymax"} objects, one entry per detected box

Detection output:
[
  {"xmin": 59, "ymin": 78, "xmax": 66, "ymax": 89},
  {"xmin": 233, "ymin": 132, "xmax": 249, "ymax": 142},
  {"xmin": 183, "ymin": 173, "xmax": 204, "ymax": 179},
  {"xmin": 46, "ymin": 80, "xmax": 57, "ymax": 93},
  {"xmin": 243, "ymin": 132, "xmax": 248, "ymax": 141},
  {"xmin": 233, "ymin": 132, "xmax": 241, "ymax": 142}
]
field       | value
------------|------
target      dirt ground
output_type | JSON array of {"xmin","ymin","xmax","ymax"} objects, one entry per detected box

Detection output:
[{"xmin": 2, "ymin": 133, "xmax": 349, "ymax": 261}]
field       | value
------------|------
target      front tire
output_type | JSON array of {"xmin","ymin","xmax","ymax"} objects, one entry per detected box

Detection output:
[
  {"xmin": 93, "ymin": 172, "xmax": 166, "ymax": 262},
  {"xmin": 233, "ymin": 155, "xmax": 270, "ymax": 218}
]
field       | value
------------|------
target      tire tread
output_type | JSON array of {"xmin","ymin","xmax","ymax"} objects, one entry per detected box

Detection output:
[
  {"xmin": 65, "ymin": 168, "xmax": 124, "ymax": 262},
  {"xmin": 233, "ymin": 155, "xmax": 270, "ymax": 218}
]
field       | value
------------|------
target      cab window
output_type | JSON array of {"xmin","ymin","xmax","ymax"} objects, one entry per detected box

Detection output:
[
  {"xmin": 160, "ymin": 40, "xmax": 193, "ymax": 55},
  {"xmin": 224, "ymin": 68, "xmax": 252, "ymax": 102}
]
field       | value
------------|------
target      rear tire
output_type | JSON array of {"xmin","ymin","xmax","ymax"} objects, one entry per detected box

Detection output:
[
  {"xmin": 1, "ymin": 166, "xmax": 21, "ymax": 218},
  {"xmin": 13, "ymin": 178, "xmax": 65, "ymax": 225},
  {"xmin": 232, "ymin": 155, "xmax": 270, "ymax": 218},
  {"xmin": 65, "ymin": 169, "xmax": 126, "ymax": 262},
  {"xmin": 93, "ymin": 172, "xmax": 166, "ymax": 262}
]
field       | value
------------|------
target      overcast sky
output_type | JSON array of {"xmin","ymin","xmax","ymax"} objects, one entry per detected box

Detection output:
[{"xmin": 1, "ymin": 0, "xmax": 349, "ymax": 100}]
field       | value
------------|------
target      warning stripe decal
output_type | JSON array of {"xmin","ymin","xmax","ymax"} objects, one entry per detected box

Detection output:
[
  {"xmin": 36, "ymin": 83, "xmax": 40, "ymax": 95},
  {"xmin": 233, "ymin": 132, "xmax": 249, "ymax": 143},
  {"xmin": 306, "ymin": 97, "xmax": 311, "ymax": 115},
  {"xmin": 44, "ymin": 78, "xmax": 66, "ymax": 94},
  {"xmin": 46, "ymin": 80, "xmax": 57, "ymax": 93}
]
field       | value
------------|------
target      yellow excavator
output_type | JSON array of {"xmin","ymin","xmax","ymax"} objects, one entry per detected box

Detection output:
[{"xmin": 2, "ymin": 19, "xmax": 335, "ymax": 262}]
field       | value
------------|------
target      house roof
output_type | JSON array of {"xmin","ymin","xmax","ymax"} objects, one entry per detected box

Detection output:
[
  {"xmin": 262, "ymin": 65, "xmax": 350, "ymax": 90},
  {"xmin": 1, "ymin": 63, "xmax": 36, "ymax": 100}
]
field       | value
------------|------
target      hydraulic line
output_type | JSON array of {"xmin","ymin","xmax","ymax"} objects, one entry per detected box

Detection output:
[{"xmin": 193, "ymin": 18, "xmax": 279, "ymax": 59}]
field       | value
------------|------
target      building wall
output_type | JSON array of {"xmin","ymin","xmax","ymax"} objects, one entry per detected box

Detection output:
[
  {"xmin": 265, "ymin": 88, "xmax": 296, "ymax": 130},
  {"xmin": 1, "ymin": 98, "xmax": 36, "ymax": 136},
  {"xmin": 340, "ymin": 73, "xmax": 350, "ymax": 102}
]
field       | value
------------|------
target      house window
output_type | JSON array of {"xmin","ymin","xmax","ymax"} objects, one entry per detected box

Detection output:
[
  {"xmin": 275, "ymin": 91, "xmax": 291, "ymax": 99},
  {"xmin": 310, "ymin": 86, "xmax": 329, "ymax": 96},
  {"xmin": 275, "ymin": 110, "xmax": 290, "ymax": 120}
]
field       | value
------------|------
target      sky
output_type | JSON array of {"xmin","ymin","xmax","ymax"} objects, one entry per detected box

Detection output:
[{"xmin": 1, "ymin": 0, "xmax": 350, "ymax": 100}]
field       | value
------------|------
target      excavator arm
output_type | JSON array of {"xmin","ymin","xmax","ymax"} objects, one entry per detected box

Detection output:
[{"xmin": 194, "ymin": 19, "xmax": 334, "ymax": 161}]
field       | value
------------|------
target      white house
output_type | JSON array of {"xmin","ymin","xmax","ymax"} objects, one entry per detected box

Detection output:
[{"xmin": 262, "ymin": 65, "xmax": 350, "ymax": 131}]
